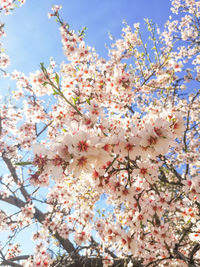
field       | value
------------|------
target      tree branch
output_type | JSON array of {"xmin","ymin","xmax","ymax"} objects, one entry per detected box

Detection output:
[
  {"xmin": 0, "ymin": 255, "xmax": 30, "ymax": 267},
  {"xmin": 0, "ymin": 194, "xmax": 77, "ymax": 258},
  {"xmin": 2, "ymin": 155, "xmax": 30, "ymax": 202}
]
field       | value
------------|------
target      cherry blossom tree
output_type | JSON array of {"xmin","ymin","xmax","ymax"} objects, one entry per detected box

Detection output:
[{"xmin": 0, "ymin": 0, "xmax": 199, "ymax": 266}]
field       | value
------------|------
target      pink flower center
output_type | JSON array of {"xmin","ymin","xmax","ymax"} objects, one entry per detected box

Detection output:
[
  {"xmin": 77, "ymin": 140, "xmax": 89, "ymax": 152},
  {"xmin": 77, "ymin": 156, "xmax": 87, "ymax": 166}
]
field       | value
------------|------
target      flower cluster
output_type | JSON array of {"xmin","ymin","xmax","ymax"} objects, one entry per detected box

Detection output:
[{"xmin": 0, "ymin": 0, "xmax": 199, "ymax": 267}]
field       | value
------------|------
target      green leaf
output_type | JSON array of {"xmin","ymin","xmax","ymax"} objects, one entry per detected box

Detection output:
[
  {"xmin": 86, "ymin": 98, "xmax": 91, "ymax": 105},
  {"xmin": 40, "ymin": 62, "xmax": 46, "ymax": 72},
  {"xmin": 71, "ymin": 96, "xmax": 80, "ymax": 105},
  {"xmin": 15, "ymin": 161, "xmax": 32, "ymax": 166},
  {"xmin": 55, "ymin": 73, "xmax": 59, "ymax": 85},
  {"xmin": 53, "ymin": 89, "xmax": 58, "ymax": 95},
  {"xmin": 42, "ymin": 82, "xmax": 49, "ymax": 86},
  {"xmin": 78, "ymin": 26, "xmax": 87, "ymax": 37},
  {"xmin": 40, "ymin": 62, "xmax": 44, "ymax": 68},
  {"xmin": 71, "ymin": 97, "xmax": 76, "ymax": 105}
]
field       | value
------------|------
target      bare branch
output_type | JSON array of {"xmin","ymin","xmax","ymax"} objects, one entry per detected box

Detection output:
[
  {"xmin": 2, "ymin": 155, "xmax": 30, "ymax": 202},
  {"xmin": 0, "ymin": 255, "xmax": 30, "ymax": 267}
]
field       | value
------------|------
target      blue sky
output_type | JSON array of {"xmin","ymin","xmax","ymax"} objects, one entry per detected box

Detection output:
[
  {"xmin": 0, "ymin": 0, "xmax": 173, "ymax": 256},
  {"xmin": 1, "ymin": 0, "xmax": 172, "ymax": 76}
]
